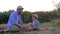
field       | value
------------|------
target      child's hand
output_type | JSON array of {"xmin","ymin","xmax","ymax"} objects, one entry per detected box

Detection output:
[{"xmin": 22, "ymin": 24, "xmax": 27, "ymax": 28}]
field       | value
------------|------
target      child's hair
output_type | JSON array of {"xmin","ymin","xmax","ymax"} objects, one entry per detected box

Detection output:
[{"xmin": 32, "ymin": 14, "xmax": 38, "ymax": 19}]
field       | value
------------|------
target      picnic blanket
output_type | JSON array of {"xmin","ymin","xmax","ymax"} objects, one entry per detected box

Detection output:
[
  {"xmin": 0, "ymin": 28, "xmax": 6, "ymax": 30},
  {"xmin": 0, "ymin": 27, "xmax": 52, "ymax": 31}
]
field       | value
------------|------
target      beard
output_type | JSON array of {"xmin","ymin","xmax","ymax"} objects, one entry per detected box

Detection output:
[
  {"xmin": 17, "ymin": 10, "xmax": 23, "ymax": 15},
  {"xmin": 18, "ymin": 12, "xmax": 21, "ymax": 14}
]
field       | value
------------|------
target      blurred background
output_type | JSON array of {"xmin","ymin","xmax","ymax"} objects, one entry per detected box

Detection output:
[
  {"xmin": 0, "ymin": 0, "xmax": 60, "ymax": 23},
  {"xmin": 0, "ymin": 0, "xmax": 60, "ymax": 34}
]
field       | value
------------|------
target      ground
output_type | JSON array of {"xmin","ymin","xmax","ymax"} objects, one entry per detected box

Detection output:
[{"xmin": 0, "ymin": 19, "xmax": 60, "ymax": 34}]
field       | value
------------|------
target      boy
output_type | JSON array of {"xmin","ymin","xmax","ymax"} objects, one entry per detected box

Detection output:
[{"xmin": 27, "ymin": 14, "xmax": 40, "ymax": 31}]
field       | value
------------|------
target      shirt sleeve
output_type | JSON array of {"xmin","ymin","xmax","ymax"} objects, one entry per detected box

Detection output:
[{"xmin": 18, "ymin": 15, "xmax": 23, "ymax": 24}]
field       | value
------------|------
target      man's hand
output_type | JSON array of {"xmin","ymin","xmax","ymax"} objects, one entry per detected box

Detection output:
[{"xmin": 15, "ymin": 23, "xmax": 21, "ymax": 28}]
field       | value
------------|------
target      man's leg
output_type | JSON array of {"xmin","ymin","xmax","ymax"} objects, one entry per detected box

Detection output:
[{"xmin": 8, "ymin": 25, "xmax": 20, "ymax": 31}]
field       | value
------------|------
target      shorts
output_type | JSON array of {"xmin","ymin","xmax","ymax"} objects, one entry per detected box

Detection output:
[{"xmin": 7, "ymin": 24, "xmax": 25, "ymax": 31}]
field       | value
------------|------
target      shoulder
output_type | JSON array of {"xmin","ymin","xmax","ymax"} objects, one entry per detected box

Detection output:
[
  {"xmin": 10, "ymin": 11, "xmax": 18, "ymax": 16},
  {"xmin": 11, "ymin": 11, "xmax": 17, "ymax": 14},
  {"xmin": 34, "ymin": 20, "xmax": 39, "ymax": 23}
]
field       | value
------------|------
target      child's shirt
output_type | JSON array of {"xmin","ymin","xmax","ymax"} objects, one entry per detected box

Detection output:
[{"xmin": 32, "ymin": 20, "xmax": 40, "ymax": 30}]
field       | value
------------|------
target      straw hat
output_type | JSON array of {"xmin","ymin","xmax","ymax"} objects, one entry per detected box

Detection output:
[
  {"xmin": 17, "ymin": 6, "xmax": 24, "ymax": 9},
  {"xmin": 32, "ymin": 14, "xmax": 38, "ymax": 19}
]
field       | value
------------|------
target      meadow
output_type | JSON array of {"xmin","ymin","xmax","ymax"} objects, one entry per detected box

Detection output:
[{"xmin": 0, "ymin": 19, "xmax": 60, "ymax": 34}]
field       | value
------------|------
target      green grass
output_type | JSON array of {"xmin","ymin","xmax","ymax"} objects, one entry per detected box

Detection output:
[
  {"xmin": 43, "ymin": 19, "xmax": 60, "ymax": 30},
  {"xmin": 0, "ymin": 19, "xmax": 60, "ymax": 34},
  {"xmin": 0, "ymin": 24, "xmax": 6, "ymax": 28}
]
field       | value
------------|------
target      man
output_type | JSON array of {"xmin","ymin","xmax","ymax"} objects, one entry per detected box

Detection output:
[{"xmin": 6, "ymin": 6, "xmax": 24, "ymax": 31}]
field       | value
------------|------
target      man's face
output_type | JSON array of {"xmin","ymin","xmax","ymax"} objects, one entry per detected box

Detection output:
[{"xmin": 17, "ymin": 8, "xmax": 23, "ymax": 14}]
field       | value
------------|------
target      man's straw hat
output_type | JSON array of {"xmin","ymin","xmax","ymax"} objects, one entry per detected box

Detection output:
[{"xmin": 17, "ymin": 6, "xmax": 24, "ymax": 9}]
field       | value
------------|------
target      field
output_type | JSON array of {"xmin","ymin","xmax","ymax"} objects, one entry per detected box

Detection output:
[{"xmin": 0, "ymin": 19, "xmax": 60, "ymax": 34}]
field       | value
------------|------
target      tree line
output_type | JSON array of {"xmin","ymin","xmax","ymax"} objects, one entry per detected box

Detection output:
[{"xmin": 0, "ymin": 8, "xmax": 60, "ymax": 24}]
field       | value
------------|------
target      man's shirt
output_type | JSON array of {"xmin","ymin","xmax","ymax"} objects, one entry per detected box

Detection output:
[{"xmin": 7, "ymin": 11, "xmax": 23, "ymax": 29}]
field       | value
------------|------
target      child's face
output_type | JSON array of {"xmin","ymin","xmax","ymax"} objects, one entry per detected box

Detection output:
[{"xmin": 32, "ymin": 17, "xmax": 35, "ymax": 20}]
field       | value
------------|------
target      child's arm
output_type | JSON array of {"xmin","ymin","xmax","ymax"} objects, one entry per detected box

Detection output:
[{"xmin": 32, "ymin": 24, "xmax": 36, "ymax": 28}]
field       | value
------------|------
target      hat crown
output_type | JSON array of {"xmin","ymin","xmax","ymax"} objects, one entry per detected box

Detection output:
[{"xmin": 17, "ymin": 6, "xmax": 23, "ymax": 9}]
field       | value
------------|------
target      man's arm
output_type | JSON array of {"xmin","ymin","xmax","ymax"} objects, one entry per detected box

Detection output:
[
  {"xmin": 15, "ymin": 23, "xmax": 21, "ymax": 28},
  {"xmin": 16, "ymin": 15, "xmax": 24, "ymax": 28}
]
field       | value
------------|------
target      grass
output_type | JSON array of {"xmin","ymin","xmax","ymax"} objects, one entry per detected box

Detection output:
[
  {"xmin": 0, "ymin": 24, "xmax": 6, "ymax": 28},
  {"xmin": 43, "ymin": 19, "xmax": 60, "ymax": 30},
  {"xmin": 0, "ymin": 19, "xmax": 60, "ymax": 34}
]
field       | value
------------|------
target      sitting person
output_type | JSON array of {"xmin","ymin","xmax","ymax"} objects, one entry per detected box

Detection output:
[
  {"xmin": 26, "ymin": 14, "xmax": 40, "ymax": 31},
  {"xmin": 2, "ymin": 6, "xmax": 26, "ymax": 32}
]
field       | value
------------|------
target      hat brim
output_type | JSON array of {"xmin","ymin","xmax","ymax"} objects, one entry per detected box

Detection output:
[{"xmin": 17, "ymin": 8, "xmax": 24, "ymax": 9}]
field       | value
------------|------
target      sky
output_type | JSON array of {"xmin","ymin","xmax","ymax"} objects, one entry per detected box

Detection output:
[{"xmin": 0, "ymin": 0, "xmax": 60, "ymax": 12}]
